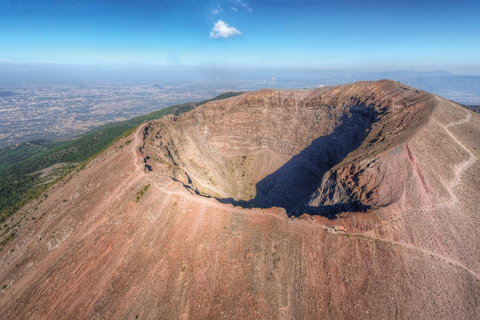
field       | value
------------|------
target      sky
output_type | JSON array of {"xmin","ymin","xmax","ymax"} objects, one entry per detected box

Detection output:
[{"xmin": 1, "ymin": 0, "xmax": 480, "ymax": 74}]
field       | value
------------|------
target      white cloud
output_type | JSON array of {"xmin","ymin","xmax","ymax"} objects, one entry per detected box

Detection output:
[
  {"xmin": 212, "ymin": 6, "xmax": 222, "ymax": 15},
  {"xmin": 231, "ymin": 7, "xmax": 238, "ymax": 12},
  {"xmin": 210, "ymin": 20, "xmax": 242, "ymax": 39},
  {"xmin": 231, "ymin": 0, "xmax": 252, "ymax": 13}
]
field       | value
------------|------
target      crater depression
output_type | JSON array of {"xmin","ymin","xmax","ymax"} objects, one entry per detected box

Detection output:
[{"xmin": 140, "ymin": 80, "xmax": 434, "ymax": 218}]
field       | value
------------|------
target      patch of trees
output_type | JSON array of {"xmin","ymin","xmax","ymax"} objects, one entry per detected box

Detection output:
[{"xmin": 0, "ymin": 91, "xmax": 245, "ymax": 223}]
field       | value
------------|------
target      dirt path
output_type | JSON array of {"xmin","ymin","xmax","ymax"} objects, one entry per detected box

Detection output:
[
  {"xmin": 443, "ymin": 100, "xmax": 477, "ymax": 194},
  {"xmin": 90, "ymin": 126, "xmax": 147, "ymax": 227},
  {"xmin": 372, "ymin": 99, "xmax": 477, "ymax": 231},
  {"xmin": 132, "ymin": 99, "xmax": 479, "ymax": 233},
  {"xmin": 399, "ymin": 240, "xmax": 480, "ymax": 280},
  {"xmin": 343, "ymin": 232, "xmax": 480, "ymax": 281},
  {"xmin": 355, "ymin": 99, "xmax": 479, "ymax": 279},
  {"xmin": 0, "ymin": 127, "xmax": 148, "ymax": 308},
  {"xmin": 131, "ymin": 103, "xmax": 479, "ymax": 281},
  {"xmin": 130, "ymin": 125, "xmax": 144, "ymax": 174}
]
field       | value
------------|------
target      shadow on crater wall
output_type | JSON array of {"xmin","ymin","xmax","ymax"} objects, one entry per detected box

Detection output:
[{"xmin": 216, "ymin": 107, "xmax": 377, "ymax": 218}]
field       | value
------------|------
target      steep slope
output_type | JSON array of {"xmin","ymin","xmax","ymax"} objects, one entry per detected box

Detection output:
[
  {"xmin": 142, "ymin": 80, "xmax": 433, "ymax": 219},
  {"xmin": 0, "ymin": 80, "xmax": 479, "ymax": 319},
  {"xmin": 0, "ymin": 91, "xmax": 244, "ymax": 224}
]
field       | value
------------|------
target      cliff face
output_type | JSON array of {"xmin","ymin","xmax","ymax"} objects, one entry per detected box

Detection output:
[
  {"xmin": 142, "ymin": 80, "xmax": 434, "ymax": 218},
  {"xmin": 1, "ymin": 80, "xmax": 479, "ymax": 320}
]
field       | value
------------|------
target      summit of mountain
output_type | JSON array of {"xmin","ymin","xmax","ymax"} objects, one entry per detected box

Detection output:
[{"xmin": 1, "ymin": 80, "xmax": 479, "ymax": 319}]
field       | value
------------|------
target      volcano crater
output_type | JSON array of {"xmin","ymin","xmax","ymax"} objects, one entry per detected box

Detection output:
[{"xmin": 141, "ymin": 81, "xmax": 433, "ymax": 218}]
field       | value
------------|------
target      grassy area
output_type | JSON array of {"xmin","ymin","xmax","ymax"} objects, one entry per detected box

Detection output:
[
  {"xmin": 0, "ymin": 91, "xmax": 245, "ymax": 223},
  {"xmin": 0, "ymin": 139, "xmax": 67, "ymax": 171}
]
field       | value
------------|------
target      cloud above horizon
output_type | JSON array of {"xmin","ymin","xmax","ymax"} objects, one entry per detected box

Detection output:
[
  {"xmin": 231, "ymin": 0, "xmax": 252, "ymax": 13},
  {"xmin": 209, "ymin": 20, "xmax": 242, "ymax": 39},
  {"xmin": 212, "ymin": 6, "xmax": 222, "ymax": 15}
]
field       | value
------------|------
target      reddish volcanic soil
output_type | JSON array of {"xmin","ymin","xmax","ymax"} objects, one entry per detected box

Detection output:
[{"xmin": 0, "ymin": 80, "xmax": 479, "ymax": 319}]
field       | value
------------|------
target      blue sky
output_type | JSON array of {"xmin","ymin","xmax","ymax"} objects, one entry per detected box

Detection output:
[{"xmin": 1, "ymin": 0, "xmax": 479, "ymax": 73}]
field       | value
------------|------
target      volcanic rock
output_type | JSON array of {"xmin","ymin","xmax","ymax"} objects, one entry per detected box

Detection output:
[{"xmin": 0, "ymin": 80, "xmax": 479, "ymax": 319}]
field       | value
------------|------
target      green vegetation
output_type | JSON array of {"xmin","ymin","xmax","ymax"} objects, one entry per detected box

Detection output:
[
  {"xmin": 0, "ymin": 232, "xmax": 15, "ymax": 248},
  {"xmin": 0, "ymin": 126, "xmax": 130, "ymax": 223},
  {"xmin": 0, "ymin": 139, "xmax": 66, "ymax": 171},
  {"xmin": 0, "ymin": 91, "xmax": 245, "ymax": 223},
  {"xmin": 135, "ymin": 184, "xmax": 151, "ymax": 202}
]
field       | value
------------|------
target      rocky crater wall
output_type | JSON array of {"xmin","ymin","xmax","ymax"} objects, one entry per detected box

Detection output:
[{"xmin": 142, "ymin": 80, "xmax": 434, "ymax": 218}]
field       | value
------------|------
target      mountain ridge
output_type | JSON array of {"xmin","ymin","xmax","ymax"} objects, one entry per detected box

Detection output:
[{"xmin": 0, "ymin": 80, "xmax": 479, "ymax": 319}]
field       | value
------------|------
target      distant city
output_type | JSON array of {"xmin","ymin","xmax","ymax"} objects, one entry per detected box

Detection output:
[
  {"xmin": 0, "ymin": 83, "xmax": 227, "ymax": 148},
  {"xmin": 1, "ymin": 68, "xmax": 479, "ymax": 148}
]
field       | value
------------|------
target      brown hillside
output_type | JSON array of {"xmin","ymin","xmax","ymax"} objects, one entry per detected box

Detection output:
[{"xmin": 0, "ymin": 80, "xmax": 479, "ymax": 319}]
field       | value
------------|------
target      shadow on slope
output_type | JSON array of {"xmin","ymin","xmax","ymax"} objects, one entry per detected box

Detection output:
[{"xmin": 217, "ymin": 107, "xmax": 377, "ymax": 218}]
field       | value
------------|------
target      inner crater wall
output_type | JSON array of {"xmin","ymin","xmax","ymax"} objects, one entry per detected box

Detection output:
[{"xmin": 141, "ymin": 80, "xmax": 434, "ymax": 217}]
